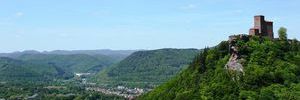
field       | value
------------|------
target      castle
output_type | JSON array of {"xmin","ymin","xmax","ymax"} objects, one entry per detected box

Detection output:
[
  {"xmin": 226, "ymin": 15, "xmax": 274, "ymax": 73},
  {"xmin": 249, "ymin": 15, "xmax": 274, "ymax": 39},
  {"xmin": 229, "ymin": 15, "xmax": 274, "ymax": 42}
]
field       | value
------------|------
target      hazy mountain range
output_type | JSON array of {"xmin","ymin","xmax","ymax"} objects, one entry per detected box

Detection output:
[{"xmin": 0, "ymin": 49, "xmax": 137, "ymax": 60}]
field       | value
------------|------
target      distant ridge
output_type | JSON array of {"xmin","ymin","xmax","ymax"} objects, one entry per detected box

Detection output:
[{"xmin": 0, "ymin": 49, "xmax": 137, "ymax": 59}]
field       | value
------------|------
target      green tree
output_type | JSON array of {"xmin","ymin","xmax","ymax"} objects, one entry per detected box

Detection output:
[
  {"xmin": 278, "ymin": 27, "xmax": 289, "ymax": 51},
  {"xmin": 278, "ymin": 27, "xmax": 287, "ymax": 41}
]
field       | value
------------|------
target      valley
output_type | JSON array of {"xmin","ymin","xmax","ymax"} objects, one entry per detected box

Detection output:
[{"xmin": 0, "ymin": 49, "xmax": 199, "ymax": 99}]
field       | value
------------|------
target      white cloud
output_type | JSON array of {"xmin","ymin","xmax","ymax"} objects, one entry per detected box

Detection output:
[
  {"xmin": 15, "ymin": 12, "xmax": 24, "ymax": 17},
  {"xmin": 90, "ymin": 10, "xmax": 111, "ymax": 17},
  {"xmin": 180, "ymin": 4, "xmax": 197, "ymax": 10}
]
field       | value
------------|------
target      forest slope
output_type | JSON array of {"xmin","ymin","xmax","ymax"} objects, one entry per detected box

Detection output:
[
  {"xmin": 95, "ymin": 49, "xmax": 199, "ymax": 87},
  {"xmin": 141, "ymin": 35, "xmax": 300, "ymax": 100}
]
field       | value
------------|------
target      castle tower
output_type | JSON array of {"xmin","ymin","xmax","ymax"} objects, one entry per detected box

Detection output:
[
  {"xmin": 265, "ymin": 21, "xmax": 274, "ymax": 39},
  {"xmin": 249, "ymin": 15, "xmax": 274, "ymax": 39},
  {"xmin": 254, "ymin": 15, "xmax": 266, "ymax": 34}
]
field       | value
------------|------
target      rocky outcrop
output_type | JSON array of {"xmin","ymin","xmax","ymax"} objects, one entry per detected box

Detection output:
[
  {"xmin": 225, "ymin": 34, "xmax": 248, "ymax": 80},
  {"xmin": 225, "ymin": 51, "xmax": 244, "ymax": 73}
]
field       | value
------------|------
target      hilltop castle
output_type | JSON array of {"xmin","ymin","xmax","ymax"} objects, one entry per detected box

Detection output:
[
  {"xmin": 226, "ymin": 15, "xmax": 274, "ymax": 73},
  {"xmin": 229, "ymin": 15, "xmax": 274, "ymax": 41},
  {"xmin": 249, "ymin": 15, "xmax": 274, "ymax": 39}
]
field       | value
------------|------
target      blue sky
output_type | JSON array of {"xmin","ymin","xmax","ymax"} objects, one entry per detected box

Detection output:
[{"xmin": 0, "ymin": 0, "xmax": 299, "ymax": 53}]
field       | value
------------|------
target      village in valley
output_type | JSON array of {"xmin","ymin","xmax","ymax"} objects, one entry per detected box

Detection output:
[{"xmin": 74, "ymin": 72, "xmax": 148, "ymax": 99}]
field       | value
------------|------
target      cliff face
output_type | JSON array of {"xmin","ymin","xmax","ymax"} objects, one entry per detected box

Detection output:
[
  {"xmin": 224, "ymin": 35, "xmax": 250, "ymax": 81},
  {"xmin": 225, "ymin": 35, "xmax": 249, "ymax": 77},
  {"xmin": 226, "ymin": 53, "xmax": 243, "ymax": 72}
]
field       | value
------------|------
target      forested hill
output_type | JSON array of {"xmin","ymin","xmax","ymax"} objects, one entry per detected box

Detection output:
[
  {"xmin": 95, "ymin": 48, "xmax": 199, "ymax": 87},
  {"xmin": 0, "ymin": 57, "xmax": 72, "ymax": 82},
  {"xmin": 140, "ymin": 31, "xmax": 300, "ymax": 99},
  {"xmin": 17, "ymin": 54, "xmax": 116, "ymax": 73},
  {"xmin": 0, "ymin": 50, "xmax": 133, "ymax": 83},
  {"xmin": 0, "ymin": 49, "xmax": 134, "ymax": 75}
]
